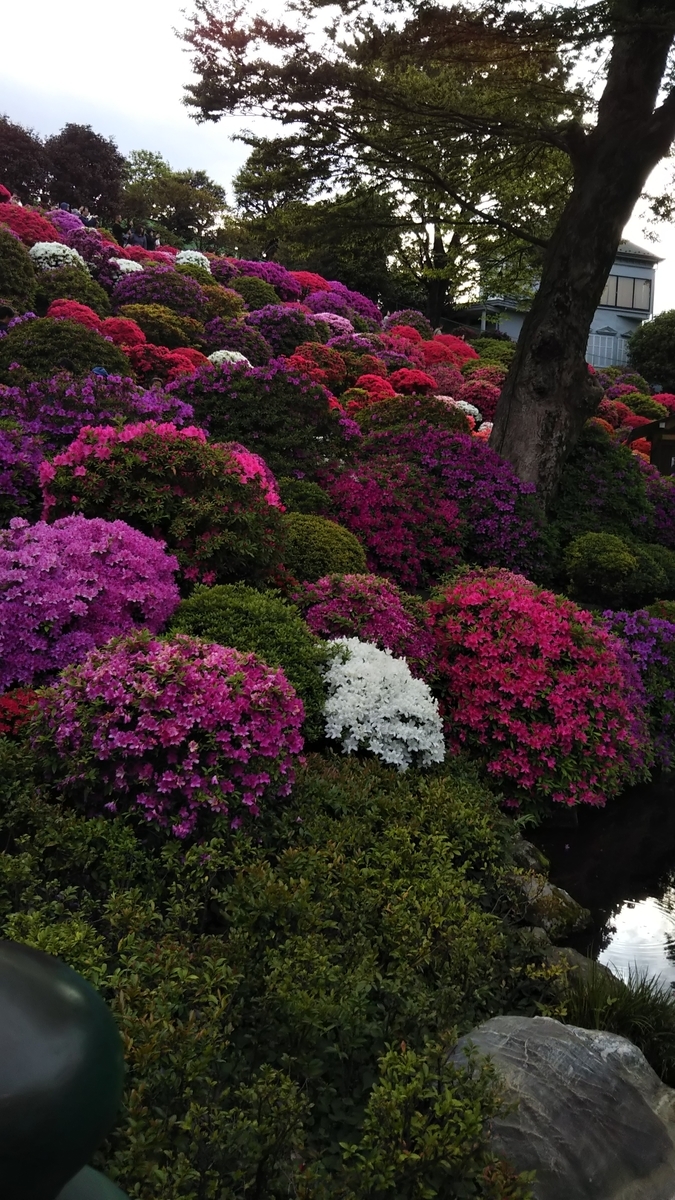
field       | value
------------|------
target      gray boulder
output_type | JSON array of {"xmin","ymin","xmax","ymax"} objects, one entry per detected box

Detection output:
[
  {"xmin": 452, "ymin": 1015, "xmax": 675, "ymax": 1200},
  {"xmin": 518, "ymin": 872, "xmax": 591, "ymax": 940}
]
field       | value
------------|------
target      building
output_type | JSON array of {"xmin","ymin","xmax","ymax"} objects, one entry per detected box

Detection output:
[{"xmin": 466, "ymin": 240, "xmax": 662, "ymax": 369}]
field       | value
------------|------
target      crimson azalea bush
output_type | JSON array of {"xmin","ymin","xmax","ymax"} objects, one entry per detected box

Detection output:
[
  {"xmin": 47, "ymin": 298, "xmax": 103, "ymax": 330},
  {"xmin": 457, "ymin": 379, "xmax": 502, "ymax": 422},
  {"xmin": 286, "ymin": 342, "xmax": 347, "ymax": 388},
  {"xmin": 388, "ymin": 368, "xmax": 438, "ymax": 395},
  {"xmin": 99, "ymin": 316, "xmax": 146, "ymax": 346},
  {"xmin": 354, "ymin": 395, "xmax": 470, "ymax": 436},
  {"xmin": 39, "ymin": 422, "xmax": 284, "ymax": 587},
  {"xmin": 124, "ymin": 343, "xmax": 209, "ymax": 384},
  {"xmin": 0, "ymin": 515, "xmax": 180, "ymax": 691},
  {"xmin": 297, "ymin": 573, "xmax": 437, "ymax": 679},
  {"xmin": 428, "ymin": 568, "xmax": 651, "ymax": 811},
  {"xmin": 0, "ymin": 206, "xmax": 62, "ymax": 247},
  {"xmin": 0, "ymin": 687, "xmax": 37, "ymax": 737},
  {"xmin": 31, "ymin": 629, "xmax": 305, "ymax": 838},
  {"xmin": 382, "ymin": 310, "xmax": 434, "ymax": 338},
  {"xmin": 425, "ymin": 362, "xmax": 465, "ymax": 397}
]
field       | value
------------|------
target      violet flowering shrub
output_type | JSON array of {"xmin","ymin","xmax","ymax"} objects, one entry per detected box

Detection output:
[
  {"xmin": 231, "ymin": 260, "xmax": 303, "ymax": 301},
  {"xmin": 246, "ymin": 305, "xmax": 323, "ymax": 356},
  {"xmin": 325, "ymin": 282, "xmax": 382, "ymax": 325},
  {"xmin": 45, "ymin": 209, "xmax": 83, "ymax": 237},
  {"xmin": 0, "ymin": 372, "xmax": 194, "ymax": 452},
  {"xmin": 428, "ymin": 568, "xmax": 651, "ymax": 813},
  {"xmin": 40, "ymin": 422, "xmax": 284, "ymax": 588},
  {"xmin": 323, "ymin": 454, "xmax": 464, "ymax": 590},
  {"xmin": 0, "ymin": 515, "xmax": 180, "ymax": 691},
  {"xmin": 31, "ymin": 630, "xmax": 305, "ymax": 838},
  {"xmin": 644, "ymin": 466, "xmax": 675, "ymax": 550},
  {"xmin": 203, "ymin": 317, "xmax": 273, "ymax": 365},
  {"xmin": 111, "ymin": 267, "xmax": 206, "ymax": 319},
  {"xmin": 297, "ymin": 573, "xmax": 438, "ymax": 679},
  {"xmin": 62, "ymin": 227, "xmax": 124, "ymax": 289},
  {"xmin": 0, "ymin": 424, "xmax": 44, "ymax": 524},
  {"xmin": 603, "ymin": 609, "xmax": 675, "ymax": 769}
]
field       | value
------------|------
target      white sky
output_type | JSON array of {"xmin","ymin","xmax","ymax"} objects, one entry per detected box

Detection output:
[{"xmin": 2, "ymin": 0, "xmax": 675, "ymax": 314}]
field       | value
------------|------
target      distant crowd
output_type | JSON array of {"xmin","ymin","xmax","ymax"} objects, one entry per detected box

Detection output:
[{"xmin": 50, "ymin": 201, "xmax": 162, "ymax": 250}]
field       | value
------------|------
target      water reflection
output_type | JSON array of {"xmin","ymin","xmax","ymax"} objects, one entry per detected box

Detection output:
[{"xmin": 598, "ymin": 895, "xmax": 675, "ymax": 985}]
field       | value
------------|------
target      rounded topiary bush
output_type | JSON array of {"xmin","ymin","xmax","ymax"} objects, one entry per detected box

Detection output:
[
  {"xmin": 34, "ymin": 265, "xmax": 112, "ymax": 317},
  {"xmin": 0, "ymin": 317, "xmax": 131, "ymax": 384},
  {"xmin": 170, "ymin": 583, "xmax": 328, "ymax": 739},
  {"xmin": 564, "ymin": 532, "xmax": 673, "ymax": 607},
  {"xmin": 111, "ymin": 267, "xmax": 206, "ymax": 319},
  {"xmin": 0, "ymin": 515, "xmax": 180, "ymax": 691},
  {"xmin": 623, "ymin": 393, "xmax": 668, "ymax": 420},
  {"xmin": 0, "ymin": 227, "xmax": 37, "ymax": 313},
  {"xmin": 629, "ymin": 310, "xmax": 675, "ymax": 392},
  {"xmin": 40, "ymin": 422, "xmax": 284, "ymax": 587},
  {"xmin": 203, "ymin": 318, "xmax": 273, "ymax": 365},
  {"xmin": 604, "ymin": 609, "xmax": 675, "ymax": 769},
  {"xmin": 354, "ymin": 395, "xmax": 470, "ymax": 436},
  {"xmin": 278, "ymin": 478, "xmax": 331, "ymax": 514},
  {"xmin": 117, "ymin": 303, "xmax": 205, "ymax": 349},
  {"xmin": 428, "ymin": 568, "xmax": 651, "ymax": 811},
  {"xmin": 550, "ymin": 425, "xmax": 655, "ymax": 548},
  {"xmin": 201, "ymin": 284, "xmax": 245, "ymax": 321},
  {"xmin": 297, "ymin": 573, "xmax": 437, "ymax": 679},
  {"xmin": 382, "ymin": 310, "xmax": 434, "ymax": 339},
  {"xmin": 246, "ymin": 305, "xmax": 321, "ymax": 356},
  {"xmin": 31, "ymin": 629, "xmax": 305, "ymax": 838},
  {"xmin": 282, "ymin": 513, "xmax": 367, "ymax": 582},
  {"xmin": 176, "ymin": 262, "xmax": 214, "ymax": 287},
  {"xmin": 231, "ymin": 275, "xmax": 279, "ymax": 310}
]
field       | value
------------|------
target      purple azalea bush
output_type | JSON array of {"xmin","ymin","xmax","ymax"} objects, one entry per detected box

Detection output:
[
  {"xmin": 246, "ymin": 305, "xmax": 322, "ymax": 356},
  {"xmin": 0, "ymin": 425, "xmax": 44, "ymax": 524},
  {"xmin": 325, "ymin": 281, "xmax": 382, "ymax": 325},
  {"xmin": 46, "ymin": 209, "xmax": 84, "ymax": 237},
  {"xmin": 604, "ymin": 608, "xmax": 675, "ymax": 768},
  {"xmin": 231, "ymin": 260, "xmax": 303, "ymax": 301},
  {"xmin": 112, "ymin": 267, "xmax": 206, "ymax": 318},
  {"xmin": 0, "ymin": 515, "xmax": 181, "ymax": 691},
  {"xmin": 33, "ymin": 630, "xmax": 305, "ymax": 837},
  {"xmin": 203, "ymin": 317, "xmax": 273, "ymax": 365}
]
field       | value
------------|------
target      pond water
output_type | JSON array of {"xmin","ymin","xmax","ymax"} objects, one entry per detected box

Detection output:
[{"xmin": 530, "ymin": 774, "xmax": 675, "ymax": 985}]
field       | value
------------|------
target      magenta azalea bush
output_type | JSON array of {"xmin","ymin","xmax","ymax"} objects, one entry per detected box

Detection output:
[
  {"xmin": 0, "ymin": 424, "xmax": 44, "ymax": 524},
  {"xmin": 33, "ymin": 630, "xmax": 305, "ymax": 837},
  {"xmin": 111, "ymin": 267, "xmax": 206, "ymax": 318},
  {"xmin": 0, "ymin": 516, "xmax": 180, "ymax": 691},
  {"xmin": 428, "ymin": 568, "xmax": 651, "ymax": 810},
  {"xmin": 246, "ymin": 305, "xmax": 322, "ymax": 356},
  {"xmin": 298, "ymin": 573, "xmax": 437, "ymax": 679}
]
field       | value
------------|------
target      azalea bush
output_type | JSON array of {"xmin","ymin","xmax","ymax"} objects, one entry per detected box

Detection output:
[
  {"xmin": 282, "ymin": 513, "xmax": 367, "ymax": 582},
  {"xmin": 604, "ymin": 609, "xmax": 675, "ymax": 769},
  {"xmin": 231, "ymin": 274, "xmax": 279, "ymax": 309},
  {"xmin": 124, "ymin": 343, "xmax": 209, "ymax": 384},
  {"xmin": 246, "ymin": 305, "xmax": 322, "ymax": 356},
  {"xmin": 298, "ymin": 573, "xmax": 437, "ymax": 679},
  {"xmin": 354, "ymin": 394, "xmax": 470, "ymax": 436},
  {"xmin": 47, "ymin": 299, "xmax": 103, "ymax": 330},
  {"xmin": 117, "ymin": 303, "xmax": 205, "ymax": 349},
  {"xmin": 382, "ymin": 310, "xmax": 434, "ymax": 338},
  {"xmin": 232, "ymin": 260, "xmax": 302, "ymax": 301},
  {"xmin": 0, "ymin": 207, "xmax": 63, "ymax": 247},
  {"xmin": 564, "ymin": 532, "xmax": 675, "ymax": 607},
  {"xmin": 34, "ymin": 265, "xmax": 112, "ymax": 317},
  {"xmin": 40, "ymin": 422, "xmax": 284, "ymax": 587},
  {"xmin": 0, "ymin": 227, "xmax": 37, "ymax": 312},
  {"xmin": 0, "ymin": 424, "xmax": 43, "ymax": 524},
  {"xmin": 32, "ymin": 630, "xmax": 305, "ymax": 837},
  {"xmin": 203, "ymin": 317, "xmax": 273, "ymax": 364},
  {"xmin": 0, "ymin": 317, "xmax": 131, "ymax": 385},
  {"xmin": 0, "ymin": 516, "xmax": 180, "ymax": 691},
  {"xmin": 428, "ymin": 568, "xmax": 651, "ymax": 812},
  {"xmin": 323, "ymin": 637, "xmax": 445, "ymax": 770},
  {"xmin": 112, "ymin": 267, "xmax": 206, "ymax": 319}
]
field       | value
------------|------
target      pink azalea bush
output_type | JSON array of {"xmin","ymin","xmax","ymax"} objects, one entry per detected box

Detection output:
[
  {"xmin": 428, "ymin": 568, "xmax": 651, "ymax": 810},
  {"xmin": 33, "ymin": 630, "xmax": 305, "ymax": 838},
  {"xmin": 297, "ymin": 573, "xmax": 437, "ymax": 679},
  {"xmin": 0, "ymin": 516, "xmax": 180, "ymax": 691}
]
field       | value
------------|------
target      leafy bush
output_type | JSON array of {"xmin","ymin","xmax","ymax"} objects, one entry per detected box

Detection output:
[
  {"xmin": 34, "ymin": 265, "xmax": 112, "ymax": 317},
  {"xmin": 32, "ymin": 629, "xmax": 305, "ymax": 837},
  {"xmin": 0, "ymin": 317, "xmax": 131, "ymax": 384},
  {"xmin": 170, "ymin": 583, "xmax": 328, "ymax": 740},
  {"xmin": 203, "ymin": 317, "xmax": 273, "ymax": 364},
  {"xmin": 282, "ymin": 513, "xmax": 367, "ymax": 581},
  {"xmin": 354, "ymin": 394, "xmax": 470, "ymax": 436},
  {"xmin": 278, "ymin": 477, "xmax": 331, "ymax": 514},
  {"xmin": 324, "ymin": 637, "xmax": 445, "ymax": 770},
  {"xmin": 29, "ymin": 242, "xmax": 87, "ymax": 272},
  {"xmin": 564, "ymin": 532, "xmax": 673, "ymax": 607},
  {"xmin": 604, "ymin": 608, "xmax": 675, "ymax": 768},
  {"xmin": 112, "ymin": 267, "xmax": 206, "ymax": 319},
  {"xmin": 428, "ymin": 568, "xmax": 651, "ymax": 812},
  {"xmin": 117, "ymin": 303, "xmax": 205, "ymax": 349},
  {"xmin": 549, "ymin": 425, "xmax": 654, "ymax": 547},
  {"xmin": 175, "ymin": 262, "xmax": 213, "ymax": 287},
  {"xmin": 233, "ymin": 259, "xmax": 303, "ymax": 302},
  {"xmin": 388, "ymin": 367, "xmax": 438, "ymax": 395},
  {"xmin": 623, "ymin": 392, "xmax": 668, "ymax": 420},
  {"xmin": 232, "ymin": 274, "xmax": 279, "ymax": 309},
  {"xmin": 629, "ymin": 309, "xmax": 675, "ymax": 391},
  {"xmin": 286, "ymin": 342, "xmax": 347, "ymax": 388},
  {"xmin": 124, "ymin": 343, "xmax": 209, "ymax": 385},
  {"xmin": 0, "ymin": 747, "xmax": 546, "ymax": 1198},
  {"xmin": 246, "ymin": 305, "xmax": 321, "ymax": 356},
  {"xmin": 0, "ymin": 516, "xmax": 180, "ymax": 691},
  {"xmin": 201, "ymin": 283, "xmax": 245, "ymax": 321},
  {"xmin": 0, "ymin": 226, "xmax": 36, "ymax": 312},
  {"xmin": 471, "ymin": 339, "xmax": 516, "ymax": 366},
  {"xmin": 0, "ymin": 423, "xmax": 43, "ymax": 524},
  {"xmin": 298, "ymin": 573, "xmax": 437, "ymax": 679},
  {"xmin": 167, "ymin": 359, "xmax": 350, "ymax": 478},
  {"xmin": 457, "ymin": 379, "xmax": 502, "ymax": 421},
  {"xmin": 41, "ymin": 422, "xmax": 284, "ymax": 587},
  {"xmin": 382, "ymin": 309, "xmax": 435, "ymax": 339}
]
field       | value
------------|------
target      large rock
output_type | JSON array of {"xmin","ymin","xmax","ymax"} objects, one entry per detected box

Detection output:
[
  {"xmin": 452, "ymin": 1015, "xmax": 675, "ymax": 1200},
  {"xmin": 519, "ymin": 872, "xmax": 591, "ymax": 939}
]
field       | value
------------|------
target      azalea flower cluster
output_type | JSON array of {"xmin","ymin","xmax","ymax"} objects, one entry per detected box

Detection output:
[{"xmin": 604, "ymin": 608, "xmax": 675, "ymax": 769}]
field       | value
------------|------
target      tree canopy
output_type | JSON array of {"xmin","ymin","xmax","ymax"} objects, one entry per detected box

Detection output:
[
  {"xmin": 121, "ymin": 150, "xmax": 228, "ymax": 245},
  {"xmin": 44, "ymin": 123, "xmax": 126, "ymax": 217}
]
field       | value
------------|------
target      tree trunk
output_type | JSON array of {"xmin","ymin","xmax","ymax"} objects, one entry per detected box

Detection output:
[{"xmin": 490, "ymin": 17, "xmax": 675, "ymax": 507}]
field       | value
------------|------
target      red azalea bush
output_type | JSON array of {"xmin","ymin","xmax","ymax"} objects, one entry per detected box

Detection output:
[
  {"xmin": 462, "ymin": 363, "xmax": 507, "ymax": 386},
  {"xmin": 0, "ymin": 206, "xmax": 63, "ymax": 247},
  {"xmin": 427, "ymin": 568, "xmax": 651, "ymax": 810},
  {"xmin": 457, "ymin": 379, "xmax": 502, "ymax": 422},
  {"xmin": 388, "ymin": 324, "xmax": 423, "ymax": 343},
  {"xmin": 124, "ymin": 343, "xmax": 208, "ymax": 383},
  {"xmin": 0, "ymin": 515, "xmax": 181, "ymax": 690},
  {"xmin": 382, "ymin": 310, "xmax": 434, "ymax": 339},
  {"xmin": 100, "ymin": 316, "xmax": 147, "ymax": 346},
  {"xmin": 285, "ymin": 343, "xmax": 347, "ymax": 388},
  {"xmin": 323, "ymin": 454, "xmax": 464, "ymax": 589},
  {"xmin": 32, "ymin": 629, "xmax": 305, "ymax": 838},
  {"xmin": 290, "ymin": 270, "xmax": 331, "ymax": 295},
  {"xmin": 622, "ymin": 412, "xmax": 653, "ymax": 430},
  {"xmin": 388, "ymin": 368, "xmax": 438, "ymax": 395},
  {"xmin": 354, "ymin": 374, "xmax": 397, "ymax": 399},
  {"xmin": 297, "ymin": 572, "xmax": 437, "ymax": 678},
  {"xmin": 420, "ymin": 340, "xmax": 461, "ymax": 366},
  {"xmin": 47, "ymin": 299, "xmax": 103, "ymax": 331},
  {"xmin": 0, "ymin": 688, "xmax": 37, "ymax": 737},
  {"xmin": 434, "ymin": 334, "xmax": 479, "ymax": 362},
  {"xmin": 653, "ymin": 393, "xmax": 675, "ymax": 413},
  {"xmin": 631, "ymin": 437, "xmax": 652, "ymax": 457},
  {"xmin": 588, "ymin": 417, "xmax": 616, "ymax": 436}
]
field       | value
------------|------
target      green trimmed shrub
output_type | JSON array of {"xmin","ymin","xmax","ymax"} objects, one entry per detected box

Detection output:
[
  {"xmin": 231, "ymin": 274, "xmax": 279, "ymax": 310},
  {"xmin": 278, "ymin": 478, "xmax": 331, "ymax": 515},
  {"xmin": 629, "ymin": 309, "xmax": 675, "ymax": 391},
  {"xmin": 176, "ymin": 262, "xmax": 214, "ymax": 287},
  {"xmin": 648, "ymin": 599, "xmax": 675, "ymax": 621},
  {"xmin": 549, "ymin": 425, "xmax": 654, "ymax": 548},
  {"xmin": 201, "ymin": 283, "xmax": 245, "ymax": 321},
  {"xmin": 0, "ymin": 227, "xmax": 37, "ymax": 313},
  {"xmin": 0, "ymin": 741, "xmax": 550, "ymax": 1199},
  {"xmin": 564, "ymin": 531, "xmax": 671, "ymax": 606},
  {"xmin": 170, "ymin": 583, "xmax": 329, "ymax": 739},
  {"xmin": 117, "ymin": 303, "xmax": 205, "ymax": 349},
  {"xmin": 471, "ymin": 339, "xmax": 516, "ymax": 366},
  {"xmin": 34, "ymin": 266, "xmax": 111, "ymax": 318},
  {"xmin": 355, "ymin": 394, "xmax": 471, "ymax": 436},
  {"xmin": 623, "ymin": 392, "xmax": 668, "ymax": 420},
  {"xmin": 282, "ymin": 513, "xmax": 367, "ymax": 582},
  {"xmin": 0, "ymin": 317, "xmax": 131, "ymax": 385}
]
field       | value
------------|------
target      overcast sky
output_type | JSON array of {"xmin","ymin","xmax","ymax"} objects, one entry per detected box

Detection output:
[{"xmin": 1, "ymin": 0, "xmax": 674, "ymax": 314}]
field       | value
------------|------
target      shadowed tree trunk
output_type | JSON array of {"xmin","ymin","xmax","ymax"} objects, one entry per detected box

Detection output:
[{"xmin": 490, "ymin": 18, "xmax": 675, "ymax": 506}]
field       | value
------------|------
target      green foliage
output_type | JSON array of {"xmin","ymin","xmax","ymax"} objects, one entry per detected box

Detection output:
[
  {"xmin": 647, "ymin": 599, "xmax": 675, "ymax": 621},
  {"xmin": 0, "ymin": 317, "xmax": 130, "ymax": 385},
  {"xmin": 278, "ymin": 477, "xmax": 331, "ymax": 514},
  {"xmin": 355, "ymin": 394, "xmax": 471, "ymax": 436},
  {"xmin": 34, "ymin": 264, "xmax": 112, "ymax": 318},
  {"xmin": 283, "ymin": 513, "xmax": 367, "ymax": 582},
  {"xmin": 629, "ymin": 309, "xmax": 675, "ymax": 392},
  {"xmin": 170, "ymin": 583, "xmax": 329, "ymax": 740},
  {"xmin": 549, "ymin": 425, "xmax": 654, "ymax": 548},
  {"xmin": 0, "ymin": 742, "xmax": 552, "ymax": 1198},
  {"xmin": 201, "ymin": 282, "xmax": 245, "ymax": 320},
  {"xmin": 175, "ymin": 262, "xmax": 214, "ymax": 287},
  {"xmin": 470, "ymin": 340, "xmax": 516, "ymax": 367},
  {"xmin": 232, "ymin": 274, "xmax": 280, "ymax": 309},
  {"xmin": 117, "ymin": 302, "xmax": 205, "ymax": 349},
  {"xmin": 623, "ymin": 392, "xmax": 668, "ymax": 420},
  {"xmin": 563, "ymin": 963, "xmax": 675, "ymax": 1086},
  {"xmin": 564, "ymin": 532, "xmax": 674, "ymax": 607},
  {"xmin": 0, "ymin": 226, "xmax": 37, "ymax": 313},
  {"xmin": 121, "ymin": 151, "xmax": 227, "ymax": 245}
]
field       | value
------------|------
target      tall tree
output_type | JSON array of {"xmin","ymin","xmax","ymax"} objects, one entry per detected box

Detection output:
[
  {"xmin": 180, "ymin": 0, "xmax": 675, "ymax": 504},
  {"xmin": 121, "ymin": 150, "xmax": 227, "ymax": 245},
  {"xmin": 45, "ymin": 124, "xmax": 126, "ymax": 218},
  {"xmin": 0, "ymin": 115, "xmax": 48, "ymax": 202}
]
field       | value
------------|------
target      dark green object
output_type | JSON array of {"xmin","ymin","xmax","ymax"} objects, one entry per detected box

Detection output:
[
  {"xmin": 282, "ymin": 513, "xmax": 367, "ymax": 582},
  {"xmin": 231, "ymin": 274, "xmax": 279, "ymax": 309},
  {"xmin": 0, "ymin": 940, "xmax": 124, "ymax": 1200},
  {"xmin": 56, "ymin": 1166, "xmax": 129, "ymax": 1199},
  {"xmin": 0, "ymin": 227, "xmax": 37, "ymax": 314},
  {"xmin": 0, "ymin": 318, "xmax": 130, "ymax": 385},
  {"xmin": 34, "ymin": 266, "xmax": 112, "ymax": 318}
]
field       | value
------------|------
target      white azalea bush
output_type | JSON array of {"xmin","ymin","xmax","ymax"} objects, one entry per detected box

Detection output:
[
  {"xmin": 109, "ymin": 258, "xmax": 144, "ymax": 275},
  {"xmin": 208, "ymin": 349, "xmax": 252, "ymax": 367},
  {"xmin": 176, "ymin": 249, "xmax": 212, "ymax": 272},
  {"xmin": 29, "ymin": 242, "xmax": 89, "ymax": 273},
  {"xmin": 323, "ymin": 637, "xmax": 445, "ymax": 770}
]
